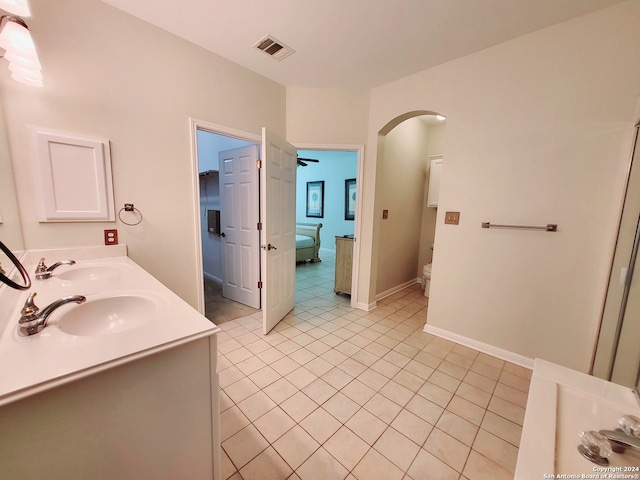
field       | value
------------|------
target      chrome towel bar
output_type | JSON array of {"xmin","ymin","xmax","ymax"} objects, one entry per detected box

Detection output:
[{"xmin": 481, "ymin": 222, "xmax": 557, "ymax": 232}]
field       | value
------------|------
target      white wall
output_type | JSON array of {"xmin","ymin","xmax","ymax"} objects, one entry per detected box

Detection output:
[
  {"xmin": 295, "ymin": 150, "xmax": 357, "ymax": 250},
  {"xmin": 286, "ymin": 88, "xmax": 370, "ymax": 146},
  {"xmin": 0, "ymin": 0, "xmax": 286, "ymax": 307},
  {"xmin": 366, "ymin": 0, "xmax": 640, "ymax": 371}
]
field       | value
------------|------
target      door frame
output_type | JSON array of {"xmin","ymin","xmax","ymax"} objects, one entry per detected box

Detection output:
[
  {"xmin": 294, "ymin": 143, "xmax": 365, "ymax": 309},
  {"xmin": 189, "ymin": 123, "xmax": 366, "ymax": 313},
  {"xmin": 189, "ymin": 117, "xmax": 261, "ymax": 314}
]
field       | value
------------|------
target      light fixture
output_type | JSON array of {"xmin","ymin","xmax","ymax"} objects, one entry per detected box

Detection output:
[
  {"xmin": 0, "ymin": 0, "xmax": 30, "ymax": 17},
  {"xmin": 436, "ymin": 114, "xmax": 446, "ymax": 121},
  {"xmin": 0, "ymin": 14, "xmax": 42, "ymax": 87}
]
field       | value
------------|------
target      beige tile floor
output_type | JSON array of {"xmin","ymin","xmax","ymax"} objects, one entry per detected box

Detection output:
[{"xmin": 216, "ymin": 250, "xmax": 531, "ymax": 479}]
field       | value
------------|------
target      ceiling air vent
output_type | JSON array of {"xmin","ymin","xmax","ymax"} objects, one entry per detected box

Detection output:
[{"xmin": 253, "ymin": 35, "xmax": 295, "ymax": 61}]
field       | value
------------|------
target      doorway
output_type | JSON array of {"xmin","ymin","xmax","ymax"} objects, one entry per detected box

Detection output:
[
  {"xmin": 295, "ymin": 149, "xmax": 358, "ymax": 307},
  {"xmin": 374, "ymin": 113, "xmax": 446, "ymax": 301},
  {"xmin": 190, "ymin": 119, "xmax": 261, "ymax": 319},
  {"xmin": 190, "ymin": 119, "xmax": 364, "ymax": 325},
  {"xmin": 295, "ymin": 145, "xmax": 364, "ymax": 309},
  {"xmin": 197, "ymin": 130, "xmax": 261, "ymax": 323}
]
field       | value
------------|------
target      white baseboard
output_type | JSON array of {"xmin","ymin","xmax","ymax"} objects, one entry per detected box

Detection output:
[
  {"xmin": 375, "ymin": 279, "xmax": 420, "ymax": 302},
  {"xmin": 204, "ymin": 272, "xmax": 222, "ymax": 284},
  {"xmin": 423, "ymin": 324, "xmax": 534, "ymax": 370},
  {"xmin": 355, "ymin": 301, "xmax": 377, "ymax": 311},
  {"xmin": 360, "ymin": 279, "xmax": 422, "ymax": 312}
]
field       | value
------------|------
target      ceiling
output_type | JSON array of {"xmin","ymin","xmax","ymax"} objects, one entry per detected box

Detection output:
[{"xmin": 100, "ymin": 0, "xmax": 625, "ymax": 90}]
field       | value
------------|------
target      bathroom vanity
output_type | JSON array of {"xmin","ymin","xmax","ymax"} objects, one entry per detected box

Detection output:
[{"xmin": 0, "ymin": 245, "xmax": 221, "ymax": 480}]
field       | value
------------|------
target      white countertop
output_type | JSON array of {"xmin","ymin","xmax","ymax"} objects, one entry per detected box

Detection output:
[{"xmin": 0, "ymin": 245, "xmax": 220, "ymax": 406}]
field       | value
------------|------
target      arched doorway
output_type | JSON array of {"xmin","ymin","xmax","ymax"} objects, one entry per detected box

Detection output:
[{"xmin": 372, "ymin": 111, "xmax": 447, "ymax": 301}]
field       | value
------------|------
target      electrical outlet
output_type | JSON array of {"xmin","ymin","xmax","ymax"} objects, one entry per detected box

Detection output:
[
  {"xmin": 104, "ymin": 229, "xmax": 118, "ymax": 245},
  {"xmin": 445, "ymin": 211, "xmax": 460, "ymax": 225}
]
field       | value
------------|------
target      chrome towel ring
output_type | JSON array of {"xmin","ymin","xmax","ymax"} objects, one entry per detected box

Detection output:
[{"xmin": 118, "ymin": 203, "xmax": 143, "ymax": 226}]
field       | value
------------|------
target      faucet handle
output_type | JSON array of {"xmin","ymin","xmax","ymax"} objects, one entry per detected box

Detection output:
[
  {"xmin": 579, "ymin": 431, "xmax": 612, "ymax": 465},
  {"xmin": 35, "ymin": 258, "xmax": 49, "ymax": 280},
  {"xmin": 21, "ymin": 292, "xmax": 39, "ymax": 318},
  {"xmin": 619, "ymin": 415, "xmax": 640, "ymax": 437},
  {"xmin": 35, "ymin": 258, "xmax": 47, "ymax": 273}
]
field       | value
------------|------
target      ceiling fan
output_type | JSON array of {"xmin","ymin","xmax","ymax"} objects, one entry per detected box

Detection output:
[{"xmin": 297, "ymin": 155, "xmax": 319, "ymax": 167}]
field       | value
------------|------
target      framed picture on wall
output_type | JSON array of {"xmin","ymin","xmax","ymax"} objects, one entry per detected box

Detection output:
[
  {"xmin": 345, "ymin": 178, "xmax": 356, "ymax": 220},
  {"xmin": 306, "ymin": 181, "xmax": 324, "ymax": 218}
]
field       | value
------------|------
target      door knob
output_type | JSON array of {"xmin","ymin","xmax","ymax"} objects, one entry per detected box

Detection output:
[{"xmin": 261, "ymin": 244, "xmax": 277, "ymax": 251}]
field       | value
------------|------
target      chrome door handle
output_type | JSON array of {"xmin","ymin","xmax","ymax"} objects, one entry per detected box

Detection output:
[{"xmin": 261, "ymin": 244, "xmax": 277, "ymax": 251}]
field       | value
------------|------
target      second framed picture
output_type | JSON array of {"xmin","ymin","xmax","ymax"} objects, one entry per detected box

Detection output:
[
  {"xmin": 306, "ymin": 181, "xmax": 324, "ymax": 218},
  {"xmin": 345, "ymin": 178, "xmax": 356, "ymax": 220}
]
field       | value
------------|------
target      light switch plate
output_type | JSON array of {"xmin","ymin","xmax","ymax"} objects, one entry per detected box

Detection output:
[{"xmin": 445, "ymin": 211, "xmax": 460, "ymax": 225}]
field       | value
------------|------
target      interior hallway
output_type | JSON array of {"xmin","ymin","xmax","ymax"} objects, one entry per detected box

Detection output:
[{"xmin": 216, "ymin": 250, "xmax": 530, "ymax": 479}]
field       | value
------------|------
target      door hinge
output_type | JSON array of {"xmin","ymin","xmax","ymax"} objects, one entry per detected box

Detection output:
[
  {"xmin": 258, "ymin": 281, "xmax": 263, "ymax": 289},
  {"xmin": 256, "ymin": 160, "xmax": 262, "ymax": 169},
  {"xmin": 257, "ymin": 222, "xmax": 262, "ymax": 230}
]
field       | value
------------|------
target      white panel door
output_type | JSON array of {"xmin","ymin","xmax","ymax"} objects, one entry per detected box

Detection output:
[
  {"xmin": 219, "ymin": 146, "xmax": 260, "ymax": 309},
  {"xmin": 261, "ymin": 128, "xmax": 297, "ymax": 334}
]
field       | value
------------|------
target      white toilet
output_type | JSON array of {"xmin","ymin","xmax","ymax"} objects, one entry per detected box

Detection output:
[{"xmin": 422, "ymin": 263, "xmax": 432, "ymax": 297}]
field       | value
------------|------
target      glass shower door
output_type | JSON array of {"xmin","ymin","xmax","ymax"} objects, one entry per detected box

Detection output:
[{"xmin": 593, "ymin": 122, "xmax": 640, "ymax": 388}]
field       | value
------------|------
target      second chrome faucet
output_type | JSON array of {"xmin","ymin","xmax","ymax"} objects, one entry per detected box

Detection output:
[{"xmin": 35, "ymin": 258, "xmax": 76, "ymax": 280}]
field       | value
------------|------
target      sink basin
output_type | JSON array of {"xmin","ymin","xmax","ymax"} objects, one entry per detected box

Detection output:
[
  {"xmin": 56, "ymin": 265, "xmax": 127, "ymax": 283},
  {"xmin": 55, "ymin": 292, "xmax": 162, "ymax": 336}
]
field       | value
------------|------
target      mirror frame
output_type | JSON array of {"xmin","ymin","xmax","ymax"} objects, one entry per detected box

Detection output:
[{"xmin": 0, "ymin": 239, "xmax": 31, "ymax": 290}]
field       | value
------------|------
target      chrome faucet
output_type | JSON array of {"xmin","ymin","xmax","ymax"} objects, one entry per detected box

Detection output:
[
  {"xmin": 35, "ymin": 257, "xmax": 76, "ymax": 280},
  {"xmin": 579, "ymin": 415, "xmax": 640, "ymax": 465},
  {"xmin": 600, "ymin": 414, "xmax": 640, "ymax": 453},
  {"xmin": 18, "ymin": 292, "xmax": 86, "ymax": 336}
]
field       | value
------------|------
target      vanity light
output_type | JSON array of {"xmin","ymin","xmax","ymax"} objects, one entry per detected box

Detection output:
[
  {"xmin": 0, "ymin": 0, "xmax": 30, "ymax": 17},
  {"xmin": 9, "ymin": 61, "xmax": 41, "ymax": 86},
  {"xmin": 0, "ymin": 16, "xmax": 36, "ymax": 57},
  {"xmin": 0, "ymin": 14, "xmax": 42, "ymax": 87}
]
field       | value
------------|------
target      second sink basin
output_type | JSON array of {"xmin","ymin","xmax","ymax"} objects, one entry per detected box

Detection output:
[
  {"xmin": 56, "ymin": 264, "xmax": 129, "ymax": 283},
  {"xmin": 55, "ymin": 292, "xmax": 164, "ymax": 336}
]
